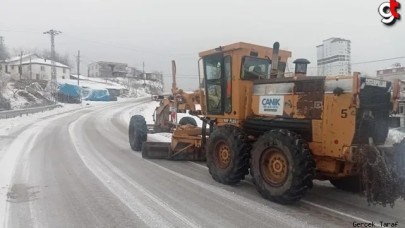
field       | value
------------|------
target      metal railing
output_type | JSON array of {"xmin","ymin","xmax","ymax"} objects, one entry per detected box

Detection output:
[{"xmin": 0, "ymin": 104, "xmax": 62, "ymax": 119}]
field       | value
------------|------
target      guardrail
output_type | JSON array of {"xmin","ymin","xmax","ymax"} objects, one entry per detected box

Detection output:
[{"xmin": 0, "ymin": 104, "xmax": 63, "ymax": 119}]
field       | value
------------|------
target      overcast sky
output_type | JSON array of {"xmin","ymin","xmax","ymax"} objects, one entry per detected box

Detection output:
[{"xmin": 0, "ymin": 0, "xmax": 404, "ymax": 91}]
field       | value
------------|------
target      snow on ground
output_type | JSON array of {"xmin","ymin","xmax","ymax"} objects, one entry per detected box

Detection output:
[
  {"xmin": 0, "ymin": 103, "xmax": 88, "ymax": 137},
  {"xmin": 3, "ymin": 84, "xmax": 29, "ymax": 109},
  {"xmin": 59, "ymin": 78, "xmax": 125, "ymax": 90},
  {"xmin": 62, "ymin": 76, "xmax": 158, "ymax": 99},
  {"xmin": 387, "ymin": 128, "xmax": 405, "ymax": 145},
  {"xmin": 0, "ymin": 97, "xmax": 138, "ymax": 137}
]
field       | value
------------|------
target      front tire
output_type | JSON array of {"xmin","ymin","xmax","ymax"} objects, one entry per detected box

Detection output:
[
  {"xmin": 129, "ymin": 115, "xmax": 148, "ymax": 151},
  {"xmin": 250, "ymin": 129, "xmax": 315, "ymax": 204},
  {"xmin": 206, "ymin": 126, "xmax": 251, "ymax": 185}
]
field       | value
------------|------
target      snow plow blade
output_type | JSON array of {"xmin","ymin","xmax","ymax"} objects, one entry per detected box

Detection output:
[
  {"xmin": 141, "ymin": 142, "xmax": 171, "ymax": 159},
  {"xmin": 141, "ymin": 141, "xmax": 206, "ymax": 161}
]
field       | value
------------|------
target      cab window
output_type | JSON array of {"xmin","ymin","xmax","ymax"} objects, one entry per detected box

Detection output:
[
  {"xmin": 224, "ymin": 56, "xmax": 232, "ymax": 113},
  {"xmin": 204, "ymin": 55, "xmax": 223, "ymax": 114},
  {"xmin": 241, "ymin": 57, "xmax": 270, "ymax": 80}
]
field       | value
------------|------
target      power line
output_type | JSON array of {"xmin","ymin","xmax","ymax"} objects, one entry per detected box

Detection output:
[
  {"xmin": 2, "ymin": 27, "xmax": 405, "ymax": 77},
  {"xmin": 307, "ymin": 56, "xmax": 405, "ymax": 70},
  {"xmin": 0, "ymin": 28, "xmax": 196, "ymax": 57}
]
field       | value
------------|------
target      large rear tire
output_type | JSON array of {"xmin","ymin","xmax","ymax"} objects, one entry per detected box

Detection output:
[
  {"xmin": 206, "ymin": 126, "xmax": 251, "ymax": 185},
  {"xmin": 330, "ymin": 176, "xmax": 362, "ymax": 193},
  {"xmin": 250, "ymin": 129, "xmax": 315, "ymax": 204},
  {"xmin": 129, "ymin": 115, "xmax": 148, "ymax": 151},
  {"xmin": 178, "ymin": 116, "xmax": 197, "ymax": 126}
]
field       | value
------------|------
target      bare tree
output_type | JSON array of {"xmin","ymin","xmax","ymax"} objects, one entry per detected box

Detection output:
[{"xmin": 41, "ymin": 49, "xmax": 72, "ymax": 67}]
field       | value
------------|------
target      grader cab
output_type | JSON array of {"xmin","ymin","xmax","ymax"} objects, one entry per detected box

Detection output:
[{"xmin": 129, "ymin": 42, "xmax": 405, "ymax": 206}]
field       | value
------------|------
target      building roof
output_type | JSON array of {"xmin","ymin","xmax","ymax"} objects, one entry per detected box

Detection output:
[
  {"xmin": 90, "ymin": 61, "xmax": 128, "ymax": 66},
  {"xmin": 5, "ymin": 54, "xmax": 35, "ymax": 63},
  {"xmin": 4, "ymin": 54, "xmax": 70, "ymax": 68},
  {"xmin": 331, "ymin": 38, "xmax": 350, "ymax": 43},
  {"xmin": 3, "ymin": 53, "xmax": 37, "ymax": 63},
  {"xmin": 14, "ymin": 57, "xmax": 70, "ymax": 68},
  {"xmin": 322, "ymin": 37, "xmax": 350, "ymax": 43}
]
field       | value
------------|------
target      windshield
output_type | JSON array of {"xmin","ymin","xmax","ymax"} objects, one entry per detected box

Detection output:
[{"xmin": 241, "ymin": 56, "xmax": 270, "ymax": 80}]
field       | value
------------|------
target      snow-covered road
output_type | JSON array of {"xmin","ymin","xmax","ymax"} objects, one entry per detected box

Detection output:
[{"xmin": 1, "ymin": 98, "xmax": 404, "ymax": 227}]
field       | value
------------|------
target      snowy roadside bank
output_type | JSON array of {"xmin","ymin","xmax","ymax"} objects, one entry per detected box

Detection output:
[{"xmin": 0, "ymin": 97, "xmax": 146, "ymax": 137}]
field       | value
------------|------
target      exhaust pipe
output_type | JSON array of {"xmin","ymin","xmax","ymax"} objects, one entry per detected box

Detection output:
[{"xmin": 270, "ymin": 42, "xmax": 280, "ymax": 79}]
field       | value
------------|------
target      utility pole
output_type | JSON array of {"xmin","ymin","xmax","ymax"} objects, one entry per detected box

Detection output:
[
  {"xmin": 43, "ymin": 29, "xmax": 61, "ymax": 81},
  {"xmin": 0, "ymin": 36, "xmax": 5, "ymax": 61},
  {"xmin": 43, "ymin": 29, "xmax": 61, "ymax": 103},
  {"xmin": 29, "ymin": 56, "xmax": 32, "ymax": 79},
  {"xmin": 143, "ymin": 61, "xmax": 146, "ymax": 86},
  {"xmin": 19, "ymin": 51, "xmax": 23, "ymax": 80},
  {"xmin": 76, "ymin": 50, "xmax": 80, "ymax": 86}
]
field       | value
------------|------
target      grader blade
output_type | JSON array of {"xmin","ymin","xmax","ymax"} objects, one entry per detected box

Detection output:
[
  {"xmin": 168, "ymin": 144, "xmax": 206, "ymax": 161},
  {"xmin": 141, "ymin": 142, "xmax": 170, "ymax": 159}
]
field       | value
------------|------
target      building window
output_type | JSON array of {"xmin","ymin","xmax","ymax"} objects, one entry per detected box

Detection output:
[
  {"xmin": 11, "ymin": 65, "xmax": 14, "ymax": 70},
  {"xmin": 63, "ymin": 68, "xmax": 66, "ymax": 73},
  {"xmin": 41, "ymin": 66, "xmax": 45, "ymax": 71},
  {"xmin": 399, "ymin": 104, "xmax": 404, "ymax": 114}
]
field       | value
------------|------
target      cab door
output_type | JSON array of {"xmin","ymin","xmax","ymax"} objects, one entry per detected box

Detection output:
[{"xmin": 204, "ymin": 55, "xmax": 225, "ymax": 115}]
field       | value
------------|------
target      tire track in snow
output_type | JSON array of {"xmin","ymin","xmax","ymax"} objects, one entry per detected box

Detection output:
[
  {"xmin": 132, "ymin": 153, "xmax": 311, "ymax": 228},
  {"xmin": 69, "ymin": 103, "xmax": 200, "ymax": 228},
  {"xmin": 0, "ymin": 123, "xmax": 43, "ymax": 227}
]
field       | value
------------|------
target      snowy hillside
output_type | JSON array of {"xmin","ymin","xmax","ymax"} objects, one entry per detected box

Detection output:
[
  {"xmin": 0, "ymin": 73, "xmax": 164, "ymax": 110},
  {"xmin": 70, "ymin": 75, "xmax": 163, "ymax": 98},
  {"xmin": 0, "ymin": 75, "xmax": 53, "ymax": 110}
]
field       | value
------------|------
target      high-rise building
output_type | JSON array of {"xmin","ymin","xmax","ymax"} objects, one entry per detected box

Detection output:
[{"xmin": 316, "ymin": 38, "xmax": 351, "ymax": 76}]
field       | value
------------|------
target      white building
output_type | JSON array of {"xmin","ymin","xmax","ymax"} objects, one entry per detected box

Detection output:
[
  {"xmin": 377, "ymin": 65, "xmax": 405, "ymax": 82},
  {"xmin": 316, "ymin": 38, "xmax": 351, "ymax": 76},
  {"xmin": 0, "ymin": 54, "xmax": 70, "ymax": 80},
  {"xmin": 88, "ymin": 61, "xmax": 128, "ymax": 78}
]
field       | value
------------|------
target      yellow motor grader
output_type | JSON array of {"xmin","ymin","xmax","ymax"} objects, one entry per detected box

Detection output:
[{"xmin": 129, "ymin": 42, "xmax": 405, "ymax": 206}]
